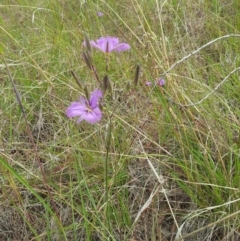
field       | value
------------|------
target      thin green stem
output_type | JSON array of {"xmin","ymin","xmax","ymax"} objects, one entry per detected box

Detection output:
[
  {"xmin": 106, "ymin": 53, "xmax": 109, "ymax": 73},
  {"xmin": 104, "ymin": 118, "xmax": 112, "ymax": 237}
]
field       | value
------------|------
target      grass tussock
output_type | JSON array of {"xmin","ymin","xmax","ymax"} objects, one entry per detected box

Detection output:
[{"xmin": 1, "ymin": 0, "xmax": 240, "ymax": 240}]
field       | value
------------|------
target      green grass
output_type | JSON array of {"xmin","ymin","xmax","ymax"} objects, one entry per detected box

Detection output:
[{"xmin": 1, "ymin": 0, "xmax": 240, "ymax": 240}]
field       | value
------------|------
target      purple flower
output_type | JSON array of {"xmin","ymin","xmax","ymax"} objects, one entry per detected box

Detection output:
[
  {"xmin": 84, "ymin": 36, "xmax": 130, "ymax": 53},
  {"xmin": 145, "ymin": 81, "xmax": 152, "ymax": 87},
  {"xmin": 157, "ymin": 78, "xmax": 165, "ymax": 86},
  {"xmin": 97, "ymin": 11, "xmax": 104, "ymax": 17},
  {"xmin": 145, "ymin": 79, "xmax": 165, "ymax": 87},
  {"xmin": 66, "ymin": 89, "xmax": 103, "ymax": 124}
]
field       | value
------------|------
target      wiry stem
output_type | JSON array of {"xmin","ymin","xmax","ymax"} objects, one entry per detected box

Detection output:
[
  {"xmin": 2, "ymin": 54, "xmax": 60, "ymax": 221},
  {"xmin": 162, "ymin": 34, "xmax": 240, "ymax": 107},
  {"xmin": 104, "ymin": 119, "xmax": 112, "ymax": 235},
  {"xmin": 172, "ymin": 66, "xmax": 240, "ymax": 107},
  {"xmin": 163, "ymin": 34, "xmax": 240, "ymax": 76}
]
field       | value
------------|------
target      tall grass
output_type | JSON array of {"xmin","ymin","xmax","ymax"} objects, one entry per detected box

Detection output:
[{"xmin": 1, "ymin": 0, "xmax": 240, "ymax": 240}]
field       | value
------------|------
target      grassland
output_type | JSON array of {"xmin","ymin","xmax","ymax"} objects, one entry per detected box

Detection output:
[{"xmin": 1, "ymin": 0, "xmax": 240, "ymax": 240}]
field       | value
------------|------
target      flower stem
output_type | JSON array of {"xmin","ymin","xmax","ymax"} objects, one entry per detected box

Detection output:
[
  {"xmin": 104, "ymin": 119, "xmax": 112, "ymax": 234},
  {"xmin": 106, "ymin": 54, "xmax": 109, "ymax": 73}
]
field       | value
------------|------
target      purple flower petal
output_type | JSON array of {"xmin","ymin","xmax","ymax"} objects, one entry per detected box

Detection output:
[
  {"xmin": 88, "ymin": 40, "xmax": 104, "ymax": 52},
  {"xmin": 105, "ymin": 37, "xmax": 119, "ymax": 52},
  {"xmin": 85, "ymin": 36, "xmax": 130, "ymax": 53},
  {"xmin": 97, "ymin": 11, "xmax": 104, "ymax": 17},
  {"xmin": 94, "ymin": 38, "xmax": 109, "ymax": 52},
  {"xmin": 83, "ymin": 107, "xmax": 102, "ymax": 124},
  {"xmin": 113, "ymin": 43, "xmax": 131, "ymax": 52},
  {"xmin": 66, "ymin": 102, "xmax": 87, "ymax": 118},
  {"xmin": 79, "ymin": 109, "xmax": 102, "ymax": 124},
  {"xmin": 95, "ymin": 37, "xmax": 119, "ymax": 52},
  {"xmin": 157, "ymin": 79, "xmax": 165, "ymax": 86},
  {"xmin": 66, "ymin": 89, "xmax": 103, "ymax": 124},
  {"xmin": 89, "ymin": 89, "xmax": 103, "ymax": 108},
  {"xmin": 145, "ymin": 81, "xmax": 152, "ymax": 87}
]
